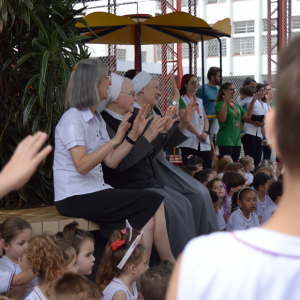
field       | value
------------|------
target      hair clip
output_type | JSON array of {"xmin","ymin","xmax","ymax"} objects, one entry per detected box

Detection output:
[
  {"xmin": 126, "ymin": 219, "xmax": 133, "ymax": 242},
  {"xmin": 121, "ymin": 228, "xmax": 126, "ymax": 234},
  {"xmin": 73, "ymin": 66, "xmax": 77, "ymax": 72},
  {"xmin": 111, "ymin": 239, "xmax": 125, "ymax": 252}
]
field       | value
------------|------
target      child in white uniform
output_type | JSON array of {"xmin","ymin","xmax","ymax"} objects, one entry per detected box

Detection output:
[
  {"xmin": 209, "ymin": 190, "xmax": 226, "ymax": 231},
  {"xmin": 226, "ymin": 188, "xmax": 260, "ymax": 231},
  {"xmin": 56, "ymin": 221, "xmax": 95, "ymax": 276},
  {"xmin": 240, "ymin": 155, "xmax": 255, "ymax": 186},
  {"xmin": 252, "ymin": 173, "xmax": 273, "ymax": 223},
  {"xmin": 97, "ymin": 229, "xmax": 148, "ymax": 300},
  {"xmin": 261, "ymin": 180, "xmax": 282, "ymax": 224},
  {"xmin": 207, "ymin": 178, "xmax": 229, "ymax": 223},
  {"xmin": 0, "ymin": 224, "xmax": 36, "ymax": 295},
  {"xmin": 25, "ymin": 234, "xmax": 78, "ymax": 300},
  {"xmin": 222, "ymin": 171, "xmax": 246, "ymax": 215},
  {"xmin": 166, "ymin": 37, "xmax": 300, "ymax": 300},
  {"xmin": 0, "ymin": 217, "xmax": 38, "ymax": 300}
]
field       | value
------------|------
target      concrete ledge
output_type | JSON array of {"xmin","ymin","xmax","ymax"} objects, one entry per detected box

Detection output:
[{"xmin": 0, "ymin": 206, "xmax": 100, "ymax": 236}]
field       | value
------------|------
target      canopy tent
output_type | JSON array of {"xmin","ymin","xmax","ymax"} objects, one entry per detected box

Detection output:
[{"xmin": 76, "ymin": 11, "xmax": 231, "ymax": 101}]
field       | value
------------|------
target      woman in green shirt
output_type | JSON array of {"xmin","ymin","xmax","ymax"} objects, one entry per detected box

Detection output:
[{"xmin": 215, "ymin": 82, "xmax": 256, "ymax": 162}]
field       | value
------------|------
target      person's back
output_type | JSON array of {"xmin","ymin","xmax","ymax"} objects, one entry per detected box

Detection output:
[{"xmin": 166, "ymin": 36, "xmax": 300, "ymax": 300}]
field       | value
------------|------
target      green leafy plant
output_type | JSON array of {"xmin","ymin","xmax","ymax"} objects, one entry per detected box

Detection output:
[{"xmin": 0, "ymin": 0, "xmax": 90, "ymax": 207}]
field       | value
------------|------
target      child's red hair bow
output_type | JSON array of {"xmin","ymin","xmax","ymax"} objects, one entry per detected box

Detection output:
[{"xmin": 111, "ymin": 239, "xmax": 125, "ymax": 251}]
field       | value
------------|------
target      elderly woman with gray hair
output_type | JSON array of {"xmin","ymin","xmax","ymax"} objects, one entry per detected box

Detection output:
[{"xmin": 53, "ymin": 58, "xmax": 175, "ymax": 263}]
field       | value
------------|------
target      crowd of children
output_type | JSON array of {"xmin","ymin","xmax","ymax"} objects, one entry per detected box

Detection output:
[{"xmin": 183, "ymin": 154, "xmax": 283, "ymax": 232}]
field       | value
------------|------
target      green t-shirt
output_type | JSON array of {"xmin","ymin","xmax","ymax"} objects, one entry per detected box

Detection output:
[
  {"xmin": 270, "ymin": 101, "xmax": 275, "ymax": 109},
  {"xmin": 179, "ymin": 98, "xmax": 187, "ymax": 109},
  {"xmin": 215, "ymin": 101, "xmax": 246, "ymax": 146}
]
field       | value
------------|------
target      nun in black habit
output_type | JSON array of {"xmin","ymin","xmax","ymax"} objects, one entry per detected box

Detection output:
[{"xmin": 99, "ymin": 73, "xmax": 197, "ymax": 258}]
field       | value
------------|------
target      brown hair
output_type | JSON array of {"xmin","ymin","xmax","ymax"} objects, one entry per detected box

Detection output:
[
  {"xmin": 206, "ymin": 178, "xmax": 223, "ymax": 190},
  {"xmin": 96, "ymin": 236, "xmax": 145, "ymax": 291},
  {"xmin": 222, "ymin": 171, "xmax": 246, "ymax": 192},
  {"xmin": 141, "ymin": 260, "xmax": 174, "ymax": 300},
  {"xmin": 275, "ymin": 36, "xmax": 300, "ymax": 172},
  {"xmin": 50, "ymin": 273, "xmax": 103, "ymax": 300},
  {"xmin": 182, "ymin": 165, "xmax": 199, "ymax": 176},
  {"xmin": 179, "ymin": 74, "xmax": 196, "ymax": 96},
  {"xmin": 207, "ymin": 67, "xmax": 220, "ymax": 80},
  {"xmin": 240, "ymin": 85, "xmax": 255, "ymax": 97},
  {"xmin": 194, "ymin": 170, "xmax": 213, "ymax": 184},
  {"xmin": 253, "ymin": 166, "xmax": 272, "ymax": 178},
  {"xmin": 59, "ymin": 222, "xmax": 94, "ymax": 255},
  {"xmin": 212, "ymin": 155, "xmax": 232, "ymax": 174},
  {"xmin": 239, "ymin": 155, "xmax": 254, "ymax": 169},
  {"xmin": 216, "ymin": 82, "xmax": 233, "ymax": 103},
  {"xmin": 224, "ymin": 163, "xmax": 244, "ymax": 173},
  {"xmin": 187, "ymin": 155, "xmax": 203, "ymax": 165},
  {"xmin": 1, "ymin": 217, "xmax": 31, "ymax": 244},
  {"xmin": 26, "ymin": 234, "xmax": 76, "ymax": 296}
]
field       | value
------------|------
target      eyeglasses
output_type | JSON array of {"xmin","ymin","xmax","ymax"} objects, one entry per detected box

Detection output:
[
  {"xmin": 189, "ymin": 81, "xmax": 198, "ymax": 85},
  {"xmin": 227, "ymin": 88, "xmax": 236, "ymax": 92},
  {"xmin": 121, "ymin": 92, "xmax": 135, "ymax": 97},
  {"xmin": 265, "ymin": 89, "xmax": 272, "ymax": 91}
]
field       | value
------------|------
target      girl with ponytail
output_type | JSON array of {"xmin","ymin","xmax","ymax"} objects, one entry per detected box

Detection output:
[
  {"xmin": 97, "ymin": 228, "xmax": 148, "ymax": 300},
  {"xmin": 25, "ymin": 234, "xmax": 78, "ymax": 300},
  {"xmin": 58, "ymin": 222, "xmax": 95, "ymax": 276}
]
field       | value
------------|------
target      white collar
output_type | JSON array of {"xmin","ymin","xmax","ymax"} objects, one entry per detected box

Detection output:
[
  {"xmin": 133, "ymin": 102, "xmax": 142, "ymax": 110},
  {"xmin": 104, "ymin": 108, "xmax": 124, "ymax": 121}
]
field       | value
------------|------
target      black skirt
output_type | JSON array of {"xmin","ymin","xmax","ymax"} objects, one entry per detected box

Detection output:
[{"xmin": 55, "ymin": 188, "xmax": 163, "ymax": 239}]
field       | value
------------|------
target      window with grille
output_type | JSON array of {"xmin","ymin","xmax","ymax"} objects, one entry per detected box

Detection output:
[
  {"xmin": 263, "ymin": 19, "xmax": 277, "ymax": 32},
  {"xmin": 116, "ymin": 49, "xmax": 126, "ymax": 61},
  {"xmin": 156, "ymin": 0, "xmax": 172, "ymax": 10},
  {"xmin": 262, "ymin": 36, "xmax": 277, "ymax": 54},
  {"xmin": 182, "ymin": 0, "xmax": 199, "ymax": 6},
  {"xmin": 234, "ymin": 21, "xmax": 254, "ymax": 34},
  {"xmin": 156, "ymin": 44, "xmax": 174, "ymax": 61},
  {"xmin": 233, "ymin": 37, "xmax": 255, "ymax": 55},
  {"xmin": 141, "ymin": 51, "xmax": 147, "ymax": 63},
  {"xmin": 182, "ymin": 44, "xmax": 199, "ymax": 59},
  {"xmin": 292, "ymin": 16, "xmax": 300, "ymax": 29},
  {"xmin": 207, "ymin": 38, "xmax": 227, "ymax": 57},
  {"xmin": 207, "ymin": 0, "xmax": 226, "ymax": 3}
]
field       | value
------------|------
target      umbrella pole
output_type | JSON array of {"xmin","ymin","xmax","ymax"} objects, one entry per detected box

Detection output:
[
  {"xmin": 217, "ymin": 37, "xmax": 223, "ymax": 86},
  {"xmin": 201, "ymin": 34, "xmax": 205, "ymax": 101},
  {"xmin": 134, "ymin": 25, "xmax": 142, "ymax": 71}
]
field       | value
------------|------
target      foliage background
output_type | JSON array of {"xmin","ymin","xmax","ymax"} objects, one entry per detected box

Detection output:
[{"xmin": 0, "ymin": 0, "xmax": 90, "ymax": 207}]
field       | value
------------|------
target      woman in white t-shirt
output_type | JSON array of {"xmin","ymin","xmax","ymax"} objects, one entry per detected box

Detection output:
[
  {"xmin": 237, "ymin": 84, "xmax": 266, "ymax": 168},
  {"xmin": 53, "ymin": 58, "xmax": 174, "ymax": 263},
  {"xmin": 226, "ymin": 187, "xmax": 260, "ymax": 231},
  {"xmin": 178, "ymin": 74, "xmax": 211, "ymax": 169}
]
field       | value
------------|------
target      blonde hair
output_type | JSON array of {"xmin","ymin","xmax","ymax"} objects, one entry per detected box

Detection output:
[
  {"xmin": 239, "ymin": 155, "xmax": 254, "ymax": 170},
  {"xmin": 212, "ymin": 155, "xmax": 232, "ymax": 174},
  {"xmin": 25, "ymin": 234, "xmax": 75, "ymax": 297},
  {"xmin": 50, "ymin": 273, "xmax": 102, "ymax": 300},
  {"xmin": 64, "ymin": 58, "xmax": 108, "ymax": 110}
]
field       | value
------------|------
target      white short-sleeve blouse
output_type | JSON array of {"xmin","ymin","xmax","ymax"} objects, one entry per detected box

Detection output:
[{"xmin": 53, "ymin": 108, "xmax": 112, "ymax": 202}]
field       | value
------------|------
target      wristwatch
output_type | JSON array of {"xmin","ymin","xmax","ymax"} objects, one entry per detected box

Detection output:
[
  {"xmin": 172, "ymin": 101, "xmax": 179, "ymax": 106},
  {"xmin": 204, "ymin": 131, "xmax": 209, "ymax": 135}
]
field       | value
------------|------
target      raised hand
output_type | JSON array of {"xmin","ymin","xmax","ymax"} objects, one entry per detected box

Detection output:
[
  {"xmin": 143, "ymin": 116, "xmax": 167, "ymax": 143},
  {"xmin": 131, "ymin": 104, "xmax": 152, "ymax": 137},
  {"xmin": 0, "ymin": 132, "xmax": 52, "ymax": 197},
  {"xmin": 170, "ymin": 75, "xmax": 180, "ymax": 101},
  {"xmin": 113, "ymin": 112, "xmax": 132, "ymax": 145},
  {"xmin": 161, "ymin": 106, "xmax": 180, "ymax": 133},
  {"xmin": 180, "ymin": 102, "xmax": 197, "ymax": 124},
  {"xmin": 223, "ymin": 90, "xmax": 232, "ymax": 104}
]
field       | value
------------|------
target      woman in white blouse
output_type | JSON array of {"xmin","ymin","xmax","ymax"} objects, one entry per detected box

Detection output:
[
  {"xmin": 53, "ymin": 58, "xmax": 175, "ymax": 262},
  {"xmin": 237, "ymin": 84, "xmax": 266, "ymax": 167}
]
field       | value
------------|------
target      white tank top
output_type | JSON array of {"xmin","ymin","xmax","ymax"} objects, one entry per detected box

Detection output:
[{"xmin": 103, "ymin": 278, "xmax": 138, "ymax": 300}]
